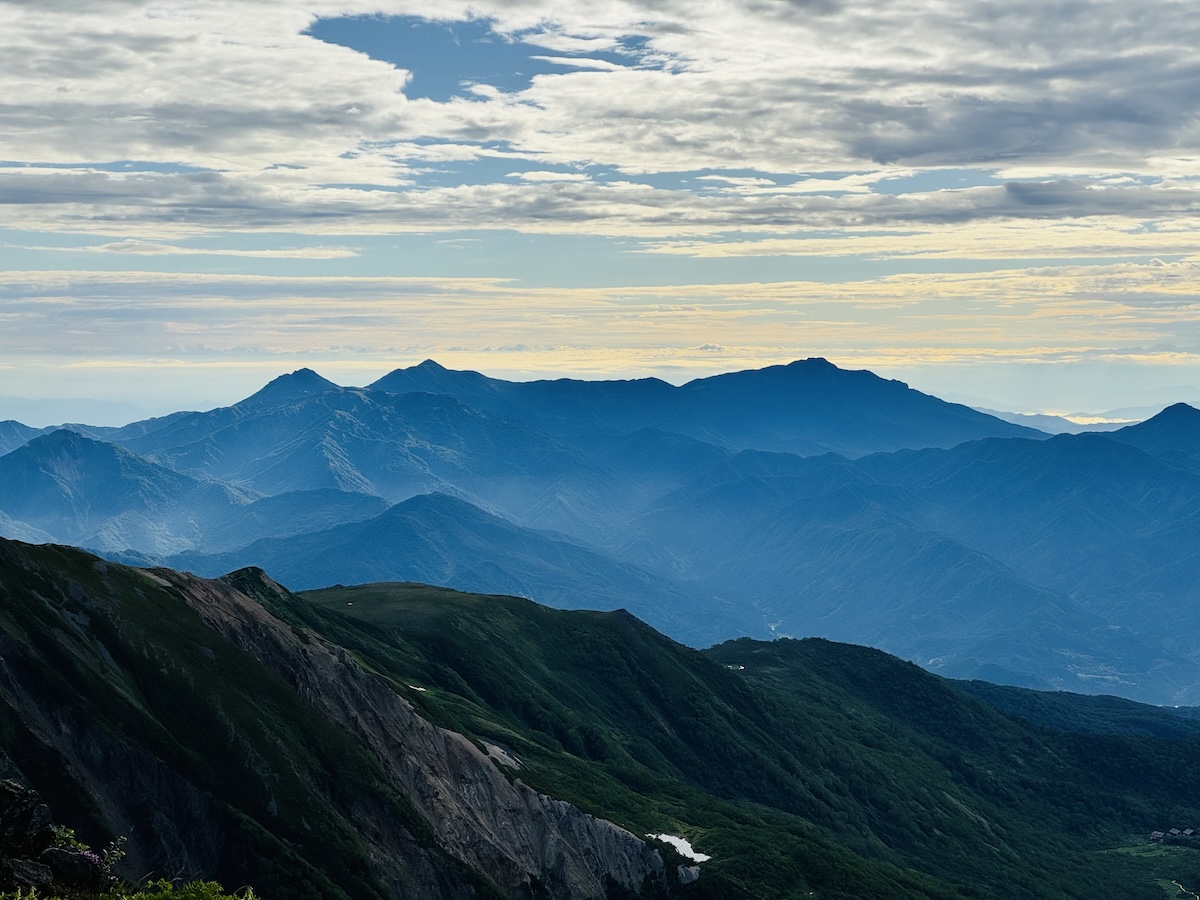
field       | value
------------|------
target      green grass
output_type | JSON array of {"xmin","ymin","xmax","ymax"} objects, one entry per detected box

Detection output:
[{"xmin": 280, "ymin": 580, "xmax": 1200, "ymax": 900}]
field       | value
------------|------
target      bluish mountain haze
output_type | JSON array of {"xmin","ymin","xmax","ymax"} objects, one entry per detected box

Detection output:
[
  {"xmin": 150, "ymin": 492, "xmax": 756, "ymax": 648},
  {"xmin": 976, "ymin": 408, "xmax": 1134, "ymax": 434},
  {"xmin": 0, "ymin": 420, "xmax": 50, "ymax": 456},
  {"xmin": 371, "ymin": 357, "xmax": 1044, "ymax": 455},
  {"xmin": 1, "ymin": 360, "xmax": 1197, "ymax": 703},
  {"xmin": 0, "ymin": 429, "xmax": 387, "ymax": 555},
  {"xmin": 1108, "ymin": 401, "xmax": 1200, "ymax": 469}
]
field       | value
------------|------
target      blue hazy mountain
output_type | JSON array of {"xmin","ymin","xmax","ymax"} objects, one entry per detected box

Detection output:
[
  {"xmin": 0, "ymin": 429, "xmax": 252, "ymax": 554},
  {"xmin": 107, "ymin": 374, "xmax": 647, "ymax": 542},
  {"xmin": 1107, "ymin": 400, "xmax": 1200, "ymax": 469},
  {"xmin": 152, "ymin": 491, "xmax": 757, "ymax": 648},
  {"xmin": 0, "ymin": 419, "xmax": 50, "ymax": 456},
  {"xmin": 369, "ymin": 357, "xmax": 1044, "ymax": 455},
  {"xmin": 606, "ymin": 415, "xmax": 1200, "ymax": 702},
  {"xmin": 3, "ymin": 366, "xmax": 1199, "ymax": 704},
  {"xmin": 0, "ymin": 429, "xmax": 388, "ymax": 555}
]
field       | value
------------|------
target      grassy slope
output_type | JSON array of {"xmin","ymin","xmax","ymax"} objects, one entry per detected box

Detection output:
[
  {"xmin": 0, "ymin": 543, "xmax": 496, "ymax": 900},
  {"xmin": 280, "ymin": 580, "xmax": 1200, "ymax": 900}
]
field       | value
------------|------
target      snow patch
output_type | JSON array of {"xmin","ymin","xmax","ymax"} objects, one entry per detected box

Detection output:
[{"xmin": 647, "ymin": 834, "xmax": 711, "ymax": 862}]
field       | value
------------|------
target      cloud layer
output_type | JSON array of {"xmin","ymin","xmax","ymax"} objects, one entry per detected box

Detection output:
[
  {"xmin": 4, "ymin": 0, "xmax": 1200, "ymax": 239},
  {"xmin": 3, "ymin": 0, "xmax": 1200, "ymax": 412}
]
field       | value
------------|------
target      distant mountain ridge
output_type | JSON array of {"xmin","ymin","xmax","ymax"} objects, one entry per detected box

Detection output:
[
  {"xmin": 606, "ymin": 410, "xmax": 1200, "ymax": 702},
  {"xmin": 370, "ymin": 357, "xmax": 1045, "ymax": 455},
  {"xmin": 0, "ymin": 429, "xmax": 387, "ymax": 555},
  {"xmin": 148, "ymin": 491, "xmax": 755, "ymax": 648},
  {"xmin": 3, "ymin": 360, "xmax": 1200, "ymax": 703}
]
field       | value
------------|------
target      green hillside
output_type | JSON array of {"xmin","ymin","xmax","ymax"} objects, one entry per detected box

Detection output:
[
  {"xmin": 285, "ymin": 580, "xmax": 1200, "ymax": 900},
  {"xmin": 4, "ymin": 536, "xmax": 1200, "ymax": 899}
]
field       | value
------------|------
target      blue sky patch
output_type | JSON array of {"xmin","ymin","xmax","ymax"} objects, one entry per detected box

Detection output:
[{"xmin": 307, "ymin": 15, "xmax": 649, "ymax": 101}]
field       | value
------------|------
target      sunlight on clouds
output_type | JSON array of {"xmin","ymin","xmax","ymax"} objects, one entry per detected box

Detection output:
[
  {"xmin": 644, "ymin": 222, "xmax": 1200, "ymax": 260},
  {"xmin": 510, "ymin": 171, "xmax": 592, "ymax": 182},
  {"xmin": 4, "ymin": 1, "xmax": 1200, "ymax": 411},
  {"xmin": 4, "ymin": 263, "xmax": 1200, "ymax": 377}
]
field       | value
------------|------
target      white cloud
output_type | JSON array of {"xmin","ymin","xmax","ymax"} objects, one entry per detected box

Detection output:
[
  {"xmin": 509, "ymin": 171, "xmax": 592, "ymax": 182},
  {"xmin": 2, "ymin": 0, "xmax": 1198, "ymax": 240},
  {"xmin": 26, "ymin": 239, "xmax": 361, "ymax": 259}
]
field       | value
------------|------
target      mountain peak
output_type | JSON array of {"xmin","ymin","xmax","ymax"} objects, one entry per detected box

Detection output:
[
  {"xmin": 1109, "ymin": 401, "xmax": 1200, "ymax": 462},
  {"xmin": 276, "ymin": 367, "xmax": 335, "ymax": 388},
  {"xmin": 369, "ymin": 359, "xmax": 499, "ymax": 398},
  {"xmin": 28, "ymin": 427, "xmax": 92, "ymax": 450},
  {"xmin": 1153, "ymin": 401, "xmax": 1200, "ymax": 420},
  {"xmin": 239, "ymin": 368, "xmax": 339, "ymax": 407},
  {"xmin": 1116, "ymin": 401, "xmax": 1200, "ymax": 434}
]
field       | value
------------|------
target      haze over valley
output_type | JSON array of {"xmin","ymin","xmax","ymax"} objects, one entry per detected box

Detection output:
[{"xmin": 3, "ymin": 358, "xmax": 1198, "ymax": 707}]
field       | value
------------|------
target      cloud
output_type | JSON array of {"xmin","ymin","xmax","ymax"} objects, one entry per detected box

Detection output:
[
  {"xmin": 509, "ymin": 171, "xmax": 591, "ymax": 182},
  {"xmin": 3, "ymin": 260, "xmax": 1199, "ymax": 364},
  {"xmin": 5, "ymin": 163, "xmax": 1200, "ymax": 242},
  {"xmin": 2, "ymin": 0, "xmax": 1199, "ymax": 242},
  {"xmin": 4, "ymin": 257, "xmax": 1200, "ymax": 413},
  {"xmin": 23, "ymin": 239, "xmax": 362, "ymax": 259}
]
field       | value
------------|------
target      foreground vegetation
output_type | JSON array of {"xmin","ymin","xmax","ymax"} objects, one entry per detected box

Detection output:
[{"xmin": 0, "ymin": 882, "xmax": 257, "ymax": 900}]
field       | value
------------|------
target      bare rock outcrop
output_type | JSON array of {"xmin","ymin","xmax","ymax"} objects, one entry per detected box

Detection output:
[
  {"xmin": 0, "ymin": 780, "xmax": 106, "ymax": 895},
  {"xmin": 162, "ymin": 568, "xmax": 664, "ymax": 899}
]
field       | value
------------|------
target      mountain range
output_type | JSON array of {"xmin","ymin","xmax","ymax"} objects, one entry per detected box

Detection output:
[
  {"xmin": 1, "ymin": 358, "xmax": 1197, "ymax": 702},
  {"xmin": 5, "ymin": 537, "xmax": 1200, "ymax": 899}
]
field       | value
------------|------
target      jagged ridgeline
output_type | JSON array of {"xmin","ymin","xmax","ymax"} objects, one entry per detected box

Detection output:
[{"xmin": 2, "ymin": 539, "xmax": 1200, "ymax": 899}]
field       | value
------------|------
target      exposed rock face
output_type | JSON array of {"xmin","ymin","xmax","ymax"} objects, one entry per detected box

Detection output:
[
  {"xmin": 165, "ymin": 567, "xmax": 664, "ymax": 899},
  {"xmin": 0, "ymin": 779, "xmax": 54, "ymax": 860},
  {"xmin": 0, "ymin": 780, "xmax": 104, "ymax": 895},
  {"xmin": 0, "ymin": 618, "xmax": 225, "ymax": 883}
]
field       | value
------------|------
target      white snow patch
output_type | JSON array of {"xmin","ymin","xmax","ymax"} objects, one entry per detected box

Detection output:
[
  {"xmin": 647, "ymin": 834, "xmax": 711, "ymax": 862},
  {"xmin": 407, "ymin": 684, "xmax": 427, "ymax": 692}
]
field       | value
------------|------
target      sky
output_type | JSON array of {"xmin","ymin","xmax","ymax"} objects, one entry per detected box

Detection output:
[{"xmin": 3, "ymin": 0, "xmax": 1200, "ymax": 425}]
